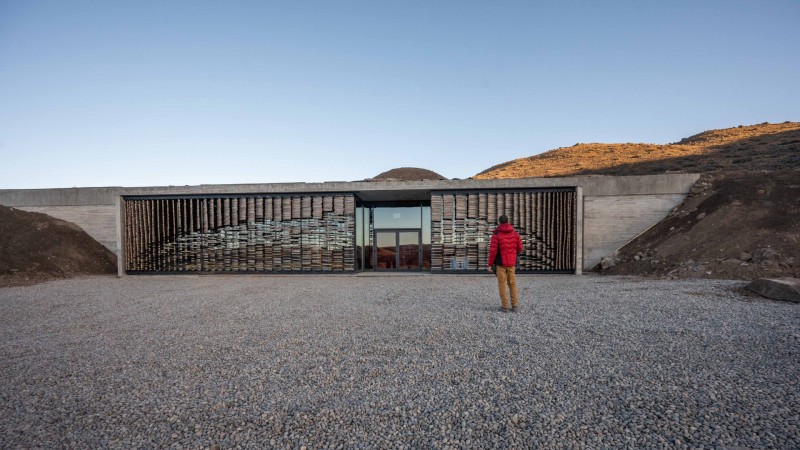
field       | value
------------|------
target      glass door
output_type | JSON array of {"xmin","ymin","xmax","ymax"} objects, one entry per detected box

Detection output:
[
  {"xmin": 398, "ymin": 231, "xmax": 420, "ymax": 270},
  {"xmin": 376, "ymin": 231, "xmax": 398, "ymax": 269},
  {"xmin": 374, "ymin": 230, "xmax": 421, "ymax": 270}
]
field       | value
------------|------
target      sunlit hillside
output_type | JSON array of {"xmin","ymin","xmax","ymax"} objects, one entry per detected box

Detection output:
[{"xmin": 474, "ymin": 122, "xmax": 800, "ymax": 179}]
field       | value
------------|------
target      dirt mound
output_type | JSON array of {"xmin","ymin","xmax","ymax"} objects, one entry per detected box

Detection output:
[
  {"xmin": 599, "ymin": 171, "xmax": 799, "ymax": 280},
  {"xmin": 0, "ymin": 205, "xmax": 117, "ymax": 287},
  {"xmin": 475, "ymin": 122, "xmax": 800, "ymax": 179},
  {"xmin": 371, "ymin": 167, "xmax": 447, "ymax": 181}
]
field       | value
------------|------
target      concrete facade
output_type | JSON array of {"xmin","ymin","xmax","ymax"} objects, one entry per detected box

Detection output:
[{"xmin": 0, "ymin": 173, "xmax": 700, "ymax": 272}]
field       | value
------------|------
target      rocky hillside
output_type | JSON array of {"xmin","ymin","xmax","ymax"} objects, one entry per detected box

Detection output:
[{"xmin": 475, "ymin": 122, "xmax": 800, "ymax": 280}]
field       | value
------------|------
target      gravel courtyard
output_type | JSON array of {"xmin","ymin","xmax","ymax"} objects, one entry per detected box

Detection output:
[{"xmin": 1, "ymin": 274, "xmax": 798, "ymax": 449}]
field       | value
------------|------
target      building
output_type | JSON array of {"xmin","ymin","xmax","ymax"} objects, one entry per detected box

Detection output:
[{"xmin": 0, "ymin": 174, "xmax": 699, "ymax": 275}]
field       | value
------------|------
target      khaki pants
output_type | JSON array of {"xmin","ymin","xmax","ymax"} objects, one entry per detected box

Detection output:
[{"xmin": 495, "ymin": 266, "xmax": 518, "ymax": 309}]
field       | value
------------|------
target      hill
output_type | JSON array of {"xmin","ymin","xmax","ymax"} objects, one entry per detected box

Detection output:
[
  {"xmin": 475, "ymin": 122, "xmax": 800, "ymax": 280},
  {"xmin": 371, "ymin": 167, "xmax": 447, "ymax": 181},
  {"xmin": 475, "ymin": 122, "xmax": 800, "ymax": 179}
]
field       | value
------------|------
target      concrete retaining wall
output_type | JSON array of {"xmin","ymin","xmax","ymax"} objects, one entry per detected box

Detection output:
[
  {"xmin": 16, "ymin": 205, "xmax": 119, "ymax": 254},
  {"xmin": 0, "ymin": 174, "xmax": 700, "ymax": 273}
]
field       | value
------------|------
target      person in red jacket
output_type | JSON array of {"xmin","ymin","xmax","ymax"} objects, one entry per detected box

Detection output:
[{"xmin": 487, "ymin": 215, "xmax": 523, "ymax": 312}]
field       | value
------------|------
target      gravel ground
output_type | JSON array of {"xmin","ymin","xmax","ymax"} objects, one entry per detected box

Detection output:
[{"xmin": 1, "ymin": 274, "xmax": 798, "ymax": 449}]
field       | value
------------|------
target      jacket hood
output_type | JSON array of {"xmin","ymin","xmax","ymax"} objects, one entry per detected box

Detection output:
[{"xmin": 494, "ymin": 223, "xmax": 515, "ymax": 233}]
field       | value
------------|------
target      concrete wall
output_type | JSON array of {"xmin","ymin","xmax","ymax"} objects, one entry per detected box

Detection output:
[
  {"xmin": 17, "ymin": 205, "xmax": 119, "ymax": 254},
  {"xmin": 583, "ymin": 194, "xmax": 686, "ymax": 269},
  {"xmin": 0, "ymin": 173, "xmax": 700, "ymax": 273}
]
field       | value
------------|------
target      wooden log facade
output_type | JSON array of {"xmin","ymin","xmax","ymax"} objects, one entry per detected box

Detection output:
[
  {"xmin": 123, "ymin": 194, "xmax": 356, "ymax": 272},
  {"xmin": 430, "ymin": 189, "xmax": 576, "ymax": 272}
]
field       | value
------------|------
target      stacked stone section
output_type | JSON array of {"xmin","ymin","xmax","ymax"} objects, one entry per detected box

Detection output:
[
  {"xmin": 123, "ymin": 194, "xmax": 355, "ymax": 272},
  {"xmin": 430, "ymin": 189, "xmax": 576, "ymax": 272}
]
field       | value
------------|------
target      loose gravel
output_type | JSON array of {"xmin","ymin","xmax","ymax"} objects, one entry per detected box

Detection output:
[{"xmin": 1, "ymin": 274, "xmax": 798, "ymax": 449}]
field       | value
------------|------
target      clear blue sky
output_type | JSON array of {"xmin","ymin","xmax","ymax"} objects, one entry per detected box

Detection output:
[{"xmin": 1, "ymin": 1, "xmax": 798, "ymax": 189}]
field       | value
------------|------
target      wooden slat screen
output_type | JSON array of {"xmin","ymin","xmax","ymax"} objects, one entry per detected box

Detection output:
[
  {"xmin": 123, "ymin": 194, "xmax": 356, "ymax": 272},
  {"xmin": 430, "ymin": 190, "xmax": 576, "ymax": 272}
]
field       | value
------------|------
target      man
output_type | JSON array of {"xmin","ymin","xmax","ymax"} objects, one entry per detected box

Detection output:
[{"xmin": 487, "ymin": 215, "xmax": 523, "ymax": 312}]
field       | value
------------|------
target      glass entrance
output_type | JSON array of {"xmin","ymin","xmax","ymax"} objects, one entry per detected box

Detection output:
[
  {"xmin": 356, "ymin": 203, "xmax": 431, "ymax": 271},
  {"xmin": 375, "ymin": 230, "xmax": 421, "ymax": 270}
]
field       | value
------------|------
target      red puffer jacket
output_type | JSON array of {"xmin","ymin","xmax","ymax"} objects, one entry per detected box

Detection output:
[{"xmin": 488, "ymin": 223, "xmax": 523, "ymax": 267}]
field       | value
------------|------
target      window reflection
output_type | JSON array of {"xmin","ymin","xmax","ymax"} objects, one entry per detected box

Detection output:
[{"xmin": 373, "ymin": 207, "xmax": 422, "ymax": 229}]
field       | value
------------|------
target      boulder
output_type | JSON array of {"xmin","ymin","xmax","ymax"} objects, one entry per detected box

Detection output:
[
  {"xmin": 600, "ymin": 256, "xmax": 616, "ymax": 270},
  {"xmin": 745, "ymin": 278, "xmax": 800, "ymax": 303}
]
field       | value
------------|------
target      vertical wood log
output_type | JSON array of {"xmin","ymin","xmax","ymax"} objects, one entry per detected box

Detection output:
[
  {"xmin": 567, "ymin": 191, "xmax": 573, "ymax": 269},
  {"xmin": 301, "ymin": 196, "xmax": 311, "ymax": 219},
  {"xmin": 563, "ymin": 192, "xmax": 568, "ymax": 269},
  {"xmin": 255, "ymin": 197, "xmax": 264, "ymax": 221},
  {"xmin": 265, "ymin": 197, "xmax": 273, "ymax": 221},
  {"xmin": 535, "ymin": 193, "xmax": 542, "ymax": 270},
  {"xmin": 144, "ymin": 200, "xmax": 149, "ymax": 271},
  {"xmin": 312, "ymin": 196, "xmax": 322, "ymax": 220},
  {"xmin": 158, "ymin": 199, "xmax": 170, "ymax": 270},
  {"xmin": 557, "ymin": 192, "xmax": 563, "ymax": 269},
  {"xmin": 124, "ymin": 201, "xmax": 131, "ymax": 271},
  {"xmin": 166, "ymin": 199, "xmax": 173, "ymax": 271},
  {"xmin": 548, "ymin": 192, "xmax": 554, "ymax": 268},
  {"xmin": 222, "ymin": 198, "xmax": 230, "ymax": 227},
  {"xmin": 282, "ymin": 197, "xmax": 291, "ymax": 221},
  {"xmin": 292, "ymin": 197, "xmax": 301, "ymax": 220},
  {"xmin": 230, "ymin": 198, "xmax": 238, "ymax": 227},
  {"xmin": 150, "ymin": 200, "xmax": 155, "ymax": 271},
  {"xmin": 129, "ymin": 201, "xmax": 136, "ymax": 270},
  {"xmin": 570, "ymin": 191, "xmax": 576, "ymax": 269},
  {"xmin": 200, "ymin": 199, "xmax": 207, "ymax": 271},
  {"xmin": 123, "ymin": 201, "xmax": 130, "ymax": 271},
  {"xmin": 505, "ymin": 193, "xmax": 513, "ymax": 223},
  {"xmin": 564, "ymin": 192, "xmax": 569, "ymax": 269},
  {"xmin": 160, "ymin": 199, "xmax": 164, "ymax": 271},
  {"xmin": 566, "ymin": 191, "xmax": 572, "ymax": 269},
  {"xmin": 154, "ymin": 199, "xmax": 160, "ymax": 271},
  {"xmin": 137, "ymin": 200, "xmax": 144, "ymax": 271},
  {"xmin": 159, "ymin": 199, "xmax": 165, "ymax": 271},
  {"xmin": 172, "ymin": 199, "xmax": 177, "ymax": 270},
  {"xmin": 129, "ymin": 201, "xmax": 135, "ymax": 270}
]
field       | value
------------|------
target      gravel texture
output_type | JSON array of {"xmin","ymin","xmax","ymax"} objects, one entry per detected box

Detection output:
[{"xmin": 1, "ymin": 274, "xmax": 798, "ymax": 449}]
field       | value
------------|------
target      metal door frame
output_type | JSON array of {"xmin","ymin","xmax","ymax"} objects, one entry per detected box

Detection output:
[{"xmin": 372, "ymin": 228, "xmax": 422, "ymax": 271}]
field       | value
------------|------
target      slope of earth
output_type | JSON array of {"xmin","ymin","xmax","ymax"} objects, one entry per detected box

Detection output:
[
  {"xmin": 0, "ymin": 205, "xmax": 117, "ymax": 287},
  {"xmin": 601, "ymin": 171, "xmax": 799, "ymax": 279},
  {"xmin": 474, "ymin": 122, "xmax": 800, "ymax": 179}
]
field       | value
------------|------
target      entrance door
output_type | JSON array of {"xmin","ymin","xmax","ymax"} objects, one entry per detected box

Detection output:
[{"xmin": 375, "ymin": 230, "xmax": 421, "ymax": 270}]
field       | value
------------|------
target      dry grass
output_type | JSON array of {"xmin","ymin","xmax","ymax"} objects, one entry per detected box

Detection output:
[{"xmin": 474, "ymin": 122, "xmax": 800, "ymax": 179}]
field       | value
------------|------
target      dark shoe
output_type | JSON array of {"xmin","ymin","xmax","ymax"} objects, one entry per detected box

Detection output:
[
  {"xmin": 511, "ymin": 306, "xmax": 519, "ymax": 313},
  {"xmin": 499, "ymin": 307, "xmax": 509, "ymax": 313}
]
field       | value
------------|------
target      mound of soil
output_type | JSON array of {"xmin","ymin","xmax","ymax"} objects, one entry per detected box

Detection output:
[
  {"xmin": 0, "ymin": 205, "xmax": 117, "ymax": 287},
  {"xmin": 371, "ymin": 167, "xmax": 447, "ymax": 181},
  {"xmin": 599, "ymin": 171, "xmax": 799, "ymax": 280}
]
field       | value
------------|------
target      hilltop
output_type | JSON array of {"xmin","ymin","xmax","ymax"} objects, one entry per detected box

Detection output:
[{"xmin": 475, "ymin": 122, "xmax": 800, "ymax": 280}]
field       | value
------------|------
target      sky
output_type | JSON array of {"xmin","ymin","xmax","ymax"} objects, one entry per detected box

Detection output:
[{"xmin": 1, "ymin": 1, "xmax": 798, "ymax": 189}]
